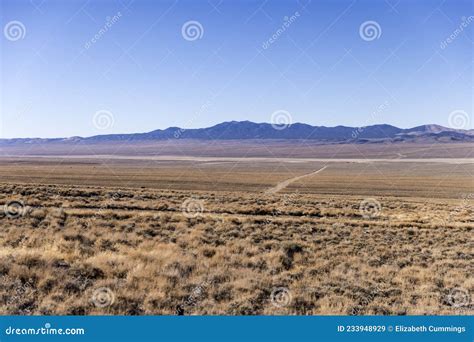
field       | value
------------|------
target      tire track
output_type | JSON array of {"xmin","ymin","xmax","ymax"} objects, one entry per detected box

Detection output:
[{"xmin": 264, "ymin": 166, "xmax": 328, "ymax": 194}]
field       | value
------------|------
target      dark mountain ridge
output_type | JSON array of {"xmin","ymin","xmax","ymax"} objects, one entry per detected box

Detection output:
[{"xmin": 1, "ymin": 121, "xmax": 473, "ymax": 145}]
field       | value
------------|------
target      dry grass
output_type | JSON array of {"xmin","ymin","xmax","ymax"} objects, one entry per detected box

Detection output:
[
  {"xmin": 0, "ymin": 175, "xmax": 472, "ymax": 315},
  {"xmin": 0, "ymin": 157, "xmax": 471, "ymax": 197}
]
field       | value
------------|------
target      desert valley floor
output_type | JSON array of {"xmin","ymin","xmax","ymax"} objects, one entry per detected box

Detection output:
[{"xmin": 0, "ymin": 142, "xmax": 472, "ymax": 315}]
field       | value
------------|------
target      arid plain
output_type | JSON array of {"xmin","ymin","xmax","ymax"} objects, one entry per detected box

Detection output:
[{"xmin": 0, "ymin": 142, "xmax": 472, "ymax": 315}]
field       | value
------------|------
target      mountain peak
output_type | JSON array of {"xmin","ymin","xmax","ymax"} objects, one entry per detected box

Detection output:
[{"xmin": 0, "ymin": 122, "xmax": 471, "ymax": 145}]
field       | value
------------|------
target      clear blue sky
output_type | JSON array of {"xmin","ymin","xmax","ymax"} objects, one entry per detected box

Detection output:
[{"xmin": 1, "ymin": 0, "xmax": 472, "ymax": 138}]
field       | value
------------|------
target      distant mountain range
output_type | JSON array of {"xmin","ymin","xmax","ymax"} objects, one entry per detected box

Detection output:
[{"xmin": 1, "ymin": 121, "xmax": 473, "ymax": 145}]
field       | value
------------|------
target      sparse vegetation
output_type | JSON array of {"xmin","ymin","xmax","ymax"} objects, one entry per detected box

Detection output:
[{"xmin": 0, "ymin": 159, "xmax": 472, "ymax": 315}]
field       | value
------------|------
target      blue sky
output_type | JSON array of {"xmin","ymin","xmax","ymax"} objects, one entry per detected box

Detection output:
[{"xmin": 1, "ymin": 0, "xmax": 472, "ymax": 138}]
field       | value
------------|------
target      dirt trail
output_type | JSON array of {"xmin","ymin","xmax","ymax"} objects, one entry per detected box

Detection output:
[{"xmin": 264, "ymin": 166, "xmax": 328, "ymax": 194}]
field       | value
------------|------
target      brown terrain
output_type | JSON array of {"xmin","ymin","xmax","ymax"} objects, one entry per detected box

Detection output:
[{"xmin": 0, "ymin": 141, "xmax": 472, "ymax": 315}]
